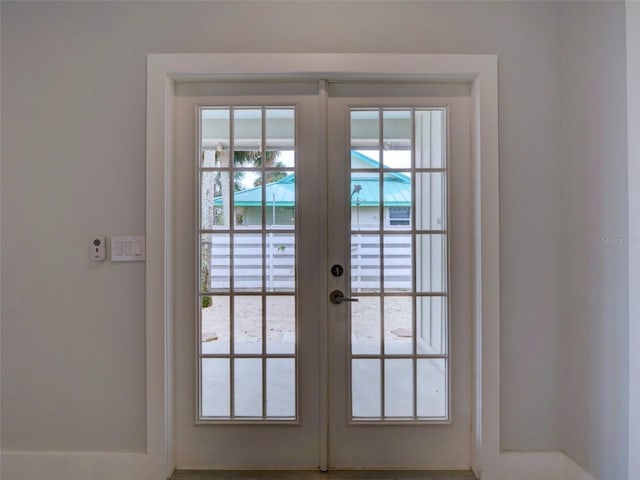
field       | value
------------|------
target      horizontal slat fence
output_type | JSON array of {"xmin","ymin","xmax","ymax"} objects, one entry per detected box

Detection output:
[{"xmin": 204, "ymin": 233, "xmax": 413, "ymax": 292}]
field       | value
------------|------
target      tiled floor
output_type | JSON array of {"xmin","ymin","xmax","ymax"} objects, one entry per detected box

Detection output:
[{"xmin": 171, "ymin": 470, "xmax": 477, "ymax": 480}]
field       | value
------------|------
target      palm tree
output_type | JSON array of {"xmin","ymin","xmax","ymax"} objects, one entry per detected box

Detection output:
[
  {"xmin": 232, "ymin": 150, "xmax": 286, "ymax": 186},
  {"xmin": 233, "ymin": 150, "xmax": 280, "ymax": 168},
  {"xmin": 212, "ymin": 149, "xmax": 285, "ymax": 225}
]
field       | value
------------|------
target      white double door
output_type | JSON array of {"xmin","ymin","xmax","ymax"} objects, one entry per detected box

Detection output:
[{"xmin": 173, "ymin": 81, "xmax": 472, "ymax": 470}]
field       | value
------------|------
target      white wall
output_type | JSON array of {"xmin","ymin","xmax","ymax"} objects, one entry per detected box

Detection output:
[
  {"xmin": 560, "ymin": 3, "xmax": 629, "ymax": 480},
  {"xmin": 1, "ymin": 0, "xmax": 568, "ymax": 456},
  {"xmin": 627, "ymin": 1, "xmax": 640, "ymax": 478}
]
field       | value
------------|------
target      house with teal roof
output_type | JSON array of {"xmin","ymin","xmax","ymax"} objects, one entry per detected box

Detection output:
[{"xmin": 219, "ymin": 151, "xmax": 412, "ymax": 228}]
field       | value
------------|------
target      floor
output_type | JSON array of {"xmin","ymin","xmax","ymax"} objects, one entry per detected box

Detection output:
[{"xmin": 171, "ymin": 471, "xmax": 476, "ymax": 480}]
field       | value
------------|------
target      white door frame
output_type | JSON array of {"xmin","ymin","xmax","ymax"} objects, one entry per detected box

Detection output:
[{"xmin": 146, "ymin": 53, "xmax": 507, "ymax": 479}]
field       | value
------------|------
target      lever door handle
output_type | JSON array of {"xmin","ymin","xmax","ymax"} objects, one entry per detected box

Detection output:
[{"xmin": 329, "ymin": 290, "xmax": 359, "ymax": 305}]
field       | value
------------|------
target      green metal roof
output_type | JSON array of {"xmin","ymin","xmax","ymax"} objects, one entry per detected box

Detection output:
[{"xmin": 215, "ymin": 152, "xmax": 411, "ymax": 207}]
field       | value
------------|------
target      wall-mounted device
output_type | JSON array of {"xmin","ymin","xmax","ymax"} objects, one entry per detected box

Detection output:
[{"xmin": 90, "ymin": 235, "xmax": 107, "ymax": 261}]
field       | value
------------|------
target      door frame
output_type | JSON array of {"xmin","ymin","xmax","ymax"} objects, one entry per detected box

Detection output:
[{"xmin": 146, "ymin": 53, "xmax": 498, "ymax": 479}]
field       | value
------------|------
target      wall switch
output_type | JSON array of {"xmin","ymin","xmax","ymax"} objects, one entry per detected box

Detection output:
[
  {"xmin": 90, "ymin": 235, "xmax": 107, "ymax": 261},
  {"xmin": 111, "ymin": 236, "xmax": 145, "ymax": 262}
]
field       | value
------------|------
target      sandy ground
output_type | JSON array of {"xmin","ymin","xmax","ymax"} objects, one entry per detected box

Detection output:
[{"xmin": 201, "ymin": 295, "xmax": 414, "ymax": 347}]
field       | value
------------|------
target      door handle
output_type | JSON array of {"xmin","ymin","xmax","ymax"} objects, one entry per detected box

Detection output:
[{"xmin": 329, "ymin": 290, "xmax": 359, "ymax": 305}]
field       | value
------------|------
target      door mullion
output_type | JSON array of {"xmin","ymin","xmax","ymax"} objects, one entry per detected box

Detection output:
[
  {"xmin": 261, "ymin": 107, "xmax": 267, "ymax": 419},
  {"xmin": 411, "ymin": 108, "xmax": 418, "ymax": 419},
  {"xmin": 229, "ymin": 108, "xmax": 237, "ymax": 419}
]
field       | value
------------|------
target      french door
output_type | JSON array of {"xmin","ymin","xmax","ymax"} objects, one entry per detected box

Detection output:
[{"xmin": 173, "ymin": 81, "xmax": 471, "ymax": 470}]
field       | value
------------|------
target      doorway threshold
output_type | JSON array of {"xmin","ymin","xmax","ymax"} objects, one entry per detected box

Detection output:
[{"xmin": 171, "ymin": 470, "xmax": 477, "ymax": 480}]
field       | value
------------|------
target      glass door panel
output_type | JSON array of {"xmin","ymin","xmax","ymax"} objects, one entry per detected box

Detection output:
[
  {"xmin": 198, "ymin": 106, "xmax": 298, "ymax": 421},
  {"xmin": 348, "ymin": 107, "xmax": 449, "ymax": 422}
]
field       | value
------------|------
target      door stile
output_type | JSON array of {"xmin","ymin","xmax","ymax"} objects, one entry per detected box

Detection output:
[{"xmin": 318, "ymin": 79, "xmax": 329, "ymax": 472}]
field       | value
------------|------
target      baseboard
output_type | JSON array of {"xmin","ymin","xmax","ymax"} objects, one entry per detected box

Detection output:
[
  {"xmin": 562, "ymin": 453, "xmax": 597, "ymax": 480},
  {"xmin": 0, "ymin": 451, "xmax": 155, "ymax": 480},
  {"xmin": 1, "ymin": 450, "xmax": 596, "ymax": 480},
  {"xmin": 477, "ymin": 451, "xmax": 596, "ymax": 480}
]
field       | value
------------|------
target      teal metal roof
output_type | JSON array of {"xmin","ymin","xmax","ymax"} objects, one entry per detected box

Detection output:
[
  {"xmin": 349, "ymin": 172, "xmax": 410, "ymax": 206},
  {"xmin": 228, "ymin": 174, "xmax": 296, "ymax": 207},
  {"xmin": 215, "ymin": 152, "xmax": 411, "ymax": 207}
]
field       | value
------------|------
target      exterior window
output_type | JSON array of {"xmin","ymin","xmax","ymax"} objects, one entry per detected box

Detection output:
[{"xmin": 388, "ymin": 206, "xmax": 410, "ymax": 226}]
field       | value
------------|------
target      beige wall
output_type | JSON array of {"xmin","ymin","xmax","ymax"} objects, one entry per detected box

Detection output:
[{"xmin": 0, "ymin": 1, "xmax": 628, "ymax": 476}]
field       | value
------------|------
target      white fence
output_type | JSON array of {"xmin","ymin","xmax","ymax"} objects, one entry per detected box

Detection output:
[{"xmin": 204, "ymin": 233, "xmax": 415, "ymax": 292}]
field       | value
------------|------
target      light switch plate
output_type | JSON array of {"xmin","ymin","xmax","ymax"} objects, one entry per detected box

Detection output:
[{"xmin": 111, "ymin": 236, "xmax": 145, "ymax": 262}]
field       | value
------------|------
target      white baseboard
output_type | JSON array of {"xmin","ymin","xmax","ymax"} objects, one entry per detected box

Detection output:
[
  {"xmin": 563, "ymin": 453, "xmax": 597, "ymax": 480},
  {"xmin": 477, "ymin": 451, "xmax": 596, "ymax": 480},
  {"xmin": 0, "ymin": 451, "xmax": 157, "ymax": 480},
  {"xmin": 1, "ymin": 450, "xmax": 596, "ymax": 480}
]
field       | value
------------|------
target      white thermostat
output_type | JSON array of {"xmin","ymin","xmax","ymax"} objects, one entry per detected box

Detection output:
[{"xmin": 111, "ymin": 236, "xmax": 146, "ymax": 262}]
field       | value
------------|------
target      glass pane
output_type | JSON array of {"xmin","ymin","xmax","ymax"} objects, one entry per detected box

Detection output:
[
  {"xmin": 201, "ymin": 108, "xmax": 230, "ymax": 167},
  {"xmin": 415, "ymin": 234, "xmax": 447, "ymax": 293},
  {"xmin": 233, "ymin": 171, "xmax": 262, "ymax": 228},
  {"xmin": 233, "ymin": 108, "xmax": 262, "ymax": 154},
  {"xmin": 233, "ymin": 234, "xmax": 263, "ymax": 291},
  {"xmin": 268, "ymin": 149, "xmax": 295, "ymax": 168},
  {"xmin": 351, "ymin": 172, "xmax": 379, "ymax": 230},
  {"xmin": 352, "ymin": 149, "xmax": 380, "ymax": 169},
  {"xmin": 201, "ymin": 234, "xmax": 229, "ymax": 291},
  {"xmin": 415, "ymin": 172, "xmax": 446, "ymax": 230},
  {"xmin": 201, "ymin": 149, "xmax": 231, "ymax": 169},
  {"xmin": 234, "ymin": 296, "xmax": 262, "ymax": 354},
  {"xmin": 382, "ymin": 110, "xmax": 411, "ymax": 169},
  {"xmin": 266, "ymin": 358, "xmax": 296, "ymax": 417},
  {"xmin": 415, "ymin": 109, "xmax": 445, "ymax": 169},
  {"xmin": 417, "ymin": 359, "xmax": 447, "ymax": 418},
  {"xmin": 384, "ymin": 359, "xmax": 413, "ymax": 417},
  {"xmin": 351, "ymin": 110, "xmax": 379, "ymax": 168},
  {"xmin": 201, "ymin": 358, "xmax": 230, "ymax": 417},
  {"xmin": 352, "ymin": 359, "xmax": 381, "ymax": 418},
  {"xmin": 266, "ymin": 233, "xmax": 295, "ymax": 292},
  {"xmin": 201, "ymin": 296, "xmax": 230, "ymax": 355},
  {"xmin": 383, "ymin": 234, "xmax": 412, "ymax": 292},
  {"xmin": 201, "ymin": 171, "xmax": 231, "ymax": 229},
  {"xmin": 383, "ymin": 172, "xmax": 412, "ymax": 231},
  {"xmin": 417, "ymin": 296, "xmax": 447, "ymax": 355},
  {"xmin": 384, "ymin": 296, "xmax": 412, "ymax": 355},
  {"xmin": 351, "ymin": 234, "xmax": 380, "ymax": 292},
  {"xmin": 265, "ymin": 171, "xmax": 295, "ymax": 229},
  {"xmin": 234, "ymin": 358, "xmax": 262, "ymax": 417},
  {"xmin": 351, "ymin": 296, "xmax": 380, "ymax": 355},
  {"xmin": 266, "ymin": 296, "xmax": 295, "ymax": 354},
  {"xmin": 266, "ymin": 108, "xmax": 295, "ymax": 168}
]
